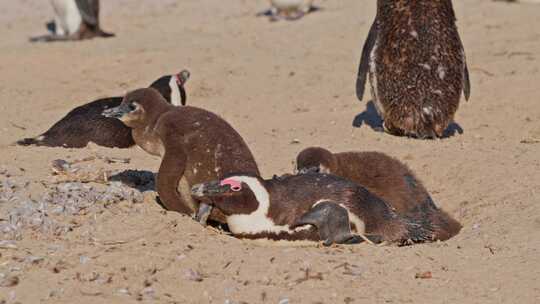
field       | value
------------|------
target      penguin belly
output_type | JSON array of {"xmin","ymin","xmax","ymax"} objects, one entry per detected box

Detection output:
[{"xmin": 50, "ymin": 0, "xmax": 82, "ymax": 35}]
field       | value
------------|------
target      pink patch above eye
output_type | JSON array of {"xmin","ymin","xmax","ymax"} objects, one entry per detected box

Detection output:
[{"xmin": 220, "ymin": 178, "xmax": 242, "ymax": 192}]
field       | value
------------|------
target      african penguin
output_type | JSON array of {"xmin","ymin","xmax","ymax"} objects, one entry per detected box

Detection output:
[
  {"xmin": 191, "ymin": 172, "xmax": 455, "ymax": 246},
  {"xmin": 103, "ymin": 88, "xmax": 260, "ymax": 224},
  {"xmin": 296, "ymin": 146, "xmax": 462, "ymax": 241},
  {"xmin": 17, "ymin": 70, "xmax": 190, "ymax": 149},
  {"xmin": 30, "ymin": 0, "xmax": 114, "ymax": 42},
  {"xmin": 356, "ymin": 0, "xmax": 471, "ymax": 138}
]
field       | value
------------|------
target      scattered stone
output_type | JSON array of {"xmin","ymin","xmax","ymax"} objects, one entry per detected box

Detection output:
[
  {"xmin": 184, "ymin": 269, "xmax": 203, "ymax": 282},
  {"xmin": 0, "ymin": 274, "xmax": 19, "ymax": 287}
]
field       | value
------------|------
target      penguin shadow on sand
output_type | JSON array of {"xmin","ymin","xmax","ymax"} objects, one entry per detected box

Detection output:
[
  {"xmin": 352, "ymin": 101, "xmax": 464, "ymax": 139},
  {"xmin": 109, "ymin": 170, "xmax": 156, "ymax": 193},
  {"xmin": 108, "ymin": 169, "xmax": 229, "ymax": 229}
]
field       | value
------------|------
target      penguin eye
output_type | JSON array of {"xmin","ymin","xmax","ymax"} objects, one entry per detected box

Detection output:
[
  {"xmin": 230, "ymin": 185, "xmax": 242, "ymax": 192},
  {"xmin": 128, "ymin": 102, "xmax": 138, "ymax": 111}
]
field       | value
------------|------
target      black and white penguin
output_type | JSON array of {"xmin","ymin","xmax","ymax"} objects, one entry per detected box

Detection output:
[
  {"xmin": 356, "ymin": 0, "xmax": 471, "ymax": 138},
  {"xmin": 30, "ymin": 0, "xmax": 114, "ymax": 42},
  {"xmin": 17, "ymin": 70, "xmax": 190, "ymax": 148},
  {"xmin": 191, "ymin": 172, "xmax": 455, "ymax": 246}
]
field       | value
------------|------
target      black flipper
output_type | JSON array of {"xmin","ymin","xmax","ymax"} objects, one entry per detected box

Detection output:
[
  {"xmin": 356, "ymin": 19, "xmax": 378, "ymax": 102},
  {"xmin": 75, "ymin": 0, "xmax": 99, "ymax": 27},
  {"xmin": 292, "ymin": 201, "xmax": 358, "ymax": 246},
  {"xmin": 463, "ymin": 62, "xmax": 471, "ymax": 101}
]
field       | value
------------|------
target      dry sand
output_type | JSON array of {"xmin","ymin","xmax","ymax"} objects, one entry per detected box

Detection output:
[{"xmin": 1, "ymin": 0, "xmax": 540, "ymax": 303}]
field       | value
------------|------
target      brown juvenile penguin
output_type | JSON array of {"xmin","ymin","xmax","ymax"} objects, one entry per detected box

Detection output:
[
  {"xmin": 191, "ymin": 172, "xmax": 449, "ymax": 246},
  {"xmin": 103, "ymin": 88, "xmax": 260, "ymax": 223},
  {"xmin": 356, "ymin": 0, "xmax": 471, "ymax": 138},
  {"xmin": 30, "ymin": 0, "xmax": 114, "ymax": 42},
  {"xmin": 296, "ymin": 147, "xmax": 461, "ymax": 241},
  {"xmin": 17, "ymin": 71, "xmax": 190, "ymax": 149}
]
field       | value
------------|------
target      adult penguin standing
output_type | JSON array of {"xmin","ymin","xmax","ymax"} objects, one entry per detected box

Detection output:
[
  {"xmin": 356, "ymin": 0, "xmax": 471, "ymax": 138},
  {"xmin": 31, "ymin": 0, "xmax": 114, "ymax": 42}
]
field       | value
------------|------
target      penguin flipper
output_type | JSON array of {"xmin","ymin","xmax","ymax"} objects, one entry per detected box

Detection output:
[
  {"xmin": 463, "ymin": 62, "xmax": 471, "ymax": 101},
  {"xmin": 356, "ymin": 19, "xmax": 378, "ymax": 101},
  {"xmin": 293, "ymin": 201, "xmax": 358, "ymax": 246},
  {"xmin": 75, "ymin": 0, "xmax": 99, "ymax": 27}
]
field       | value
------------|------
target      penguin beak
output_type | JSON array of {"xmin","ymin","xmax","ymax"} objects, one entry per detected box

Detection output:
[
  {"xmin": 191, "ymin": 181, "xmax": 231, "ymax": 198},
  {"xmin": 102, "ymin": 104, "xmax": 131, "ymax": 119}
]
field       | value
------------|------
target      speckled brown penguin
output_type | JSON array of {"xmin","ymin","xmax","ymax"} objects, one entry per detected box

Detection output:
[
  {"xmin": 17, "ymin": 71, "xmax": 190, "ymax": 149},
  {"xmin": 296, "ymin": 146, "xmax": 461, "ymax": 241},
  {"xmin": 30, "ymin": 0, "xmax": 114, "ymax": 42},
  {"xmin": 103, "ymin": 88, "xmax": 260, "ymax": 223},
  {"xmin": 191, "ymin": 172, "xmax": 449, "ymax": 245},
  {"xmin": 356, "ymin": 0, "xmax": 471, "ymax": 138}
]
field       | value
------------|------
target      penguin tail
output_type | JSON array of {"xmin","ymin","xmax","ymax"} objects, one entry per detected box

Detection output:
[
  {"xmin": 97, "ymin": 29, "xmax": 115, "ymax": 38},
  {"xmin": 403, "ymin": 201, "xmax": 462, "ymax": 243}
]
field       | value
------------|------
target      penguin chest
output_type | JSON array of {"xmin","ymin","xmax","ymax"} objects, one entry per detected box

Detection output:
[
  {"xmin": 50, "ymin": 0, "xmax": 82, "ymax": 35},
  {"xmin": 132, "ymin": 129, "xmax": 164, "ymax": 157}
]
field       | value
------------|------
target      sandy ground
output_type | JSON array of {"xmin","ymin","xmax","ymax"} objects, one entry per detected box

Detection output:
[{"xmin": 1, "ymin": 0, "xmax": 540, "ymax": 303}]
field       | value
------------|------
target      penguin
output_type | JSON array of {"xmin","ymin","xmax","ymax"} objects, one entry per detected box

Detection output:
[
  {"xmin": 191, "ymin": 172, "xmax": 452, "ymax": 246},
  {"xmin": 296, "ymin": 146, "xmax": 461, "ymax": 241},
  {"xmin": 102, "ymin": 88, "xmax": 260, "ymax": 224},
  {"xmin": 30, "ymin": 0, "xmax": 114, "ymax": 42},
  {"xmin": 258, "ymin": 0, "xmax": 316, "ymax": 21},
  {"xmin": 356, "ymin": 0, "xmax": 471, "ymax": 138},
  {"xmin": 17, "ymin": 70, "xmax": 190, "ymax": 149}
]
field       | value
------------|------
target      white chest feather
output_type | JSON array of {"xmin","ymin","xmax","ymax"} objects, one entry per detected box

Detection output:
[
  {"xmin": 168, "ymin": 76, "xmax": 182, "ymax": 106},
  {"xmin": 50, "ymin": 0, "xmax": 82, "ymax": 35},
  {"xmin": 226, "ymin": 177, "xmax": 307, "ymax": 235}
]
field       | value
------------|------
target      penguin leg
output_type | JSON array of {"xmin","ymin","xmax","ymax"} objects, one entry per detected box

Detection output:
[{"xmin": 292, "ymin": 201, "xmax": 359, "ymax": 246}]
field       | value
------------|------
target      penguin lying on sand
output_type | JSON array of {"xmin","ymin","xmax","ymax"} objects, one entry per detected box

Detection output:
[
  {"xmin": 296, "ymin": 146, "xmax": 462, "ymax": 241},
  {"xmin": 17, "ymin": 70, "xmax": 190, "ymax": 148},
  {"xmin": 191, "ymin": 172, "xmax": 458, "ymax": 246}
]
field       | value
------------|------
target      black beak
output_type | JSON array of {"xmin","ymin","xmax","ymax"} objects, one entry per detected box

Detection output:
[
  {"xmin": 102, "ymin": 104, "xmax": 130, "ymax": 119},
  {"xmin": 191, "ymin": 180, "xmax": 230, "ymax": 198}
]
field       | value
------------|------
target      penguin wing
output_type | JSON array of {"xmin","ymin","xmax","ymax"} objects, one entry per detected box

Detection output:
[
  {"xmin": 463, "ymin": 60, "xmax": 471, "ymax": 101},
  {"xmin": 356, "ymin": 19, "xmax": 378, "ymax": 101},
  {"xmin": 75, "ymin": 0, "xmax": 99, "ymax": 26}
]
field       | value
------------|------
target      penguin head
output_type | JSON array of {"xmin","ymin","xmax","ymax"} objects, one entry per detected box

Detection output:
[
  {"xmin": 296, "ymin": 146, "xmax": 335, "ymax": 174},
  {"xmin": 191, "ymin": 174, "xmax": 265, "ymax": 216},
  {"xmin": 103, "ymin": 88, "xmax": 169, "ymax": 128},
  {"xmin": 149, "ymin": 69, "xmax": 190, "ymax": 106}
]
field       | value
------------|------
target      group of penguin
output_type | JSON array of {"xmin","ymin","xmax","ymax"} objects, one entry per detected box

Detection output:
[{"xmin": 20, "ymin": 0, "xmax": 471, "ymax": 246}]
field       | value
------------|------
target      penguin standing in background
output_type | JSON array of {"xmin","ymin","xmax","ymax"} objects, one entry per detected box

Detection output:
[
  {"xmin": 31, "ymin": 0, "xmax": 114, "ymax": 42},
  {"xmin": 356, "ymin": 0, "xmax": 471, "ymax": 139}
]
